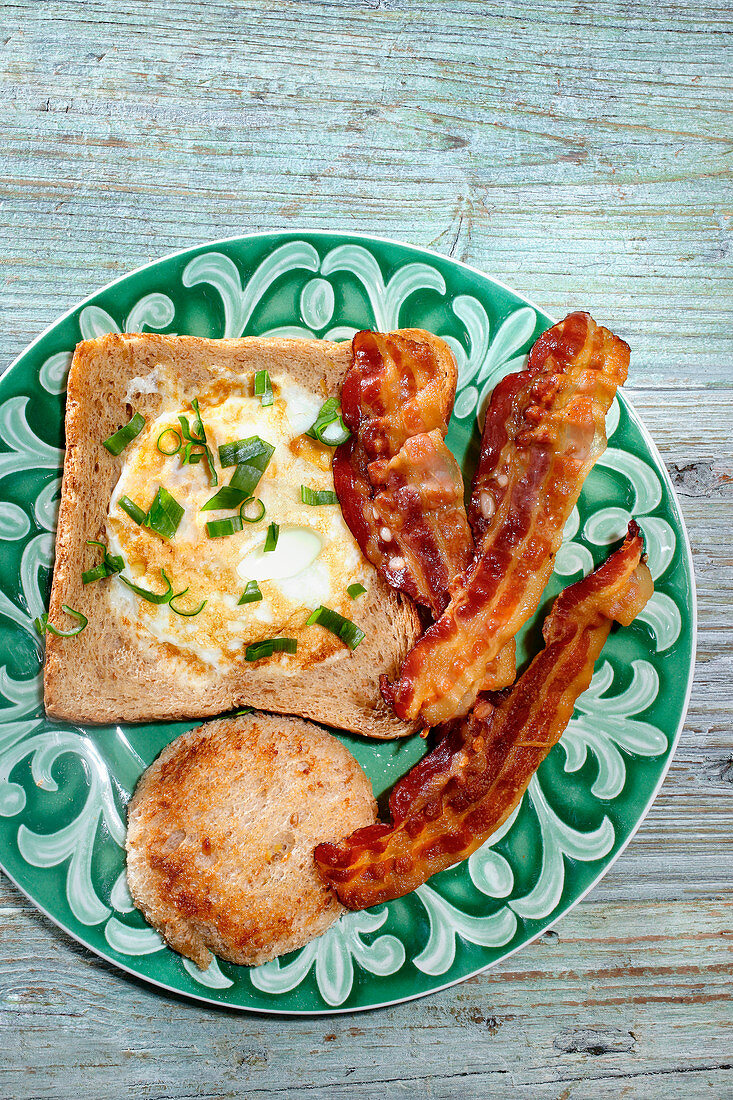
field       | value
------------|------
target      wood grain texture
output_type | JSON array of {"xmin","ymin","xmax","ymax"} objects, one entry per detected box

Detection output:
[
  {"xmin": 0, "ymin": 0, "xmax": 731, "ymax": 1096},
  {"xmin": 0, "ymin": 876, "xmax": 730, "ymax": 1099}
]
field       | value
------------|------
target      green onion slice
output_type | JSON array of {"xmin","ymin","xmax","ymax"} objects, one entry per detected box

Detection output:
[
  {"xmin": 80, "ymin": 564, "xmax": 109, "ymax": 585},
  {"xmin": 201, "ymin": 485, "xmax": 249, "ymax": 512},
  {"xmin": 347, "ymin": 583, "xmax": 366, "ymax": 599},
  {"xmin": 219, "ymin": 437, "xmax": 275, "ymax": 499},
  {"xmin": 245, "ymin": 637, "xmax": 297, "ymax": 662},
  {"xmin": 181, "ymin": 443, "xmax": 203, "ymax": 466},
  {"xmin": 145, "ymin": 486, "xmax": 184, "ymax": 540},
  {"xmin": 34, "ymin": 605, "xmax": 88, "ymax": 638},
  {"xmin": 156, "ymin": 427, "xmax": 182, "ymax": 456},
  {"xmin": 169, "ymin": 589, "xmax": 207, "ymax": 617},
  {"xmin": 118, "ymin": 568, "xmax": 174, "ymax": 604},
  {"xmin": 196, "ymin": 406, "xmax": 218, "ymax": 485},
  {"xmin": 205, "ymin": 515, "xmax": 244, "ymax": 539},
  {"xmin": 178, "ymin": 399, "xmax": 218, "ymax": 485},
  {"xmin": 301, "ymin": 485, "xmax": 338, "ymax": 506},
  {"xmin": 306, "ymin": 605, "xmax": 365, "ymax": 650},
  {"xmin": 86, "ymin": 538, "xmax": 123, "ymax": 563},
  {"xmin": 305, "ymin": 398, "xmax": 351, "ymax": 446},
  {"xmin": 119, "ymin": 496, "xmax": 147, "ymax": 526},
  {"xmin": 191, "ymin": 397, "xmax": 206, "ymax": 438},
  {"xmin": 218, "ymin": 435, "xmax": 274, "ymax": 468},
  {"xmin": 103, "ymin": 412, "xmax": 145, "ymax": 455},
  {"xmin": 234, "ymin": 707, "xmax": 253, "ymax": 716},
  {"xmin": 238, "ymin": 579, "xmax": 263, "ymax": 605},
  {"xmin": 82, "ymin": 539, "xmax": 124, "ymax": 584},
  {"xmin": 254, "ymin": 369, "xmax": 274, "ymax": 407},
  {"xmin": 263, "ymin": 522, "xmax": 279, "ymax": 552},
  {"xmin": 240, "ymin": 496, "xmax": 265, "ymax": 524},
  {"xmin": 229, "ymin": 461, "xmax": 266, "ymax": 496}
]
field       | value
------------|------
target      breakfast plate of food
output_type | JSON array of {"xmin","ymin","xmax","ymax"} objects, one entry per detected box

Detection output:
[{"xmin": 0, "ymin": 231, "xmax": 695, "ymax": 1013}]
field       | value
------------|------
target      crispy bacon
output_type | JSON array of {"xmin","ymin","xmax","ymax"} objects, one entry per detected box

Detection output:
[
  {"xmin": 335, "ymin": 330, "xmax": 473, "ymax": 616},
  {"xmin": 382, "ymin": 312, "xmax": 630, "ymax": 725},
  {"xmin": 315, "ymin": 523, "xmax": 653, "ymax": 909},
  {"xmin": 340, "ymin": 330, "xmax": 454, "ymax": 454},
  {"xmin": 482, "ymin": 637, "xmax": 517, "ymax": 691}
]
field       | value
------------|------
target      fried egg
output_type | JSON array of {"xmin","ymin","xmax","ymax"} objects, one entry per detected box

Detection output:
[{"xmin": 106, "ymin": 368, "xmax": 371, "ymax": 674}]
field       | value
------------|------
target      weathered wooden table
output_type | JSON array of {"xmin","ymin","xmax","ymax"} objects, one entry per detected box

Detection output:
[{"xmin": 1, "ymin": 2, "xmax": 730, "ymax": 1096}]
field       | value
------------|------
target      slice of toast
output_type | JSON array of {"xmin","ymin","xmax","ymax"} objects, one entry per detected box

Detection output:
[
  {"xmin": 126, "ymin": 712, "xmax": 377, "ymax": 968},
  {"xmin": 43, "ymin": 330, "xmax": 453, "ymax": 738}
]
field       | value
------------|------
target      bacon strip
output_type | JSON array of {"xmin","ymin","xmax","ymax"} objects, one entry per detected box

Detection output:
[
  {"xmin": 482, "ymin": 637, "xmax": 517, "ymax": 691},
  {"xmin": 335, "ymin": 329, "xmax": 473, "ymax": 616},
  {"xmin": 315, "ymin": 523, "xmax": 653, "ymax": 909},
  {"xmin": 382, "ymin": 312, "xmax": 630, "ymax": 725},
  {"xmin": 340, "ymin": 330, "xmax": 454, "ymax": 456}
]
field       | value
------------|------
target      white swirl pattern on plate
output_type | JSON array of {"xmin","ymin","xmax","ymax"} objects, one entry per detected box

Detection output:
[
  {"xmin": 321, "ymin": 244, "xmax": 446, "ymax": 332},
  {"xmin": 509, "ymin": 774, "xmax": 616, "ymax": 921},
  {"xmin": 37, "ymin": 294, "xmax": 175, "ymax": 397},
  {"xmin": 300, "ymin": 277, "xmax": 335, "ymax": 331},
  {"xmin": 79, "ymin": 293, "xmax": 175, "ymax": 342},
  {"xmin": 0, "ymin": 395, "xmax": 64, "ymax": 482},
  {"xmin": 0, "ymin": 503, "xmax": 31, "ymax": 541},
  {"xmin": 39, "ymin": 352, "xmax": 73, "ymax": 395},
  {"xmin": 182, "ymin": 245, "xmax": 319, "ymax": 338},
  {"xmin": 251, "ymin": 909, "xmax": 405, "ymax": 1007},
  {"xmin": 561, "ymin": 661, "xmax": 667, "ymax": 799},
  {"xmin": 0, "ymin": 239, "xmax": 683, "ymax": 1006},
  {"xmin": 441, "ymin": 299, "xmax": 537, "ymax": 423},
  {"xmin": 412, "ymin": 886, "xmax": 517, "ymax": 976}
]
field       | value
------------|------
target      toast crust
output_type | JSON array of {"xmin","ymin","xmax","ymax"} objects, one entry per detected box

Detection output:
[
  {"xmin": 126, "ymin": 713, "xmax": 377, "ymax": 968},
  {"xmin": 43, "ymin": 332, "xmax": 442, "ymax": 737}
]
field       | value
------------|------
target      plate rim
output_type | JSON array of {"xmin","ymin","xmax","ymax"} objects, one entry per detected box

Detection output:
[{"xmin": 0, "ymin": 228, "xmax": 697, "ymax": 1015}]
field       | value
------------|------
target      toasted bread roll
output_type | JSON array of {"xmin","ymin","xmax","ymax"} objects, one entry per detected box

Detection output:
[{"xmin": 126, "ymin": 713, "xmax": 376, "ymax": 968}]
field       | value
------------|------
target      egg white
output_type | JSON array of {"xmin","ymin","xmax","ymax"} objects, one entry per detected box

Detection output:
[{"xmin": 106, "ymin": 370, "xmax": 371, "ymax": 672}]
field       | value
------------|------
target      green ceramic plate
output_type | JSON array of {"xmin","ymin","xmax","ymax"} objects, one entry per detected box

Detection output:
[{"xmin": 0, "ymin": 232, "xmax": 695, "ymax": 1014}]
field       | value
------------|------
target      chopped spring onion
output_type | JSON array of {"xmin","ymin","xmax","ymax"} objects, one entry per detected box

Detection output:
[
  {"xmin": 118, "ymin": 568, "xmax": 174, "ymax": 604},
  {"xmin": 196, "ymin": 408, "xmax": 218, "ymax": 486},
  {"xmin": 82, "ymin": 540, "xmax": 124, "ymax": 584},
  {"xmin": 205, "ymin": 515, "xmax": 244, "ymax": 539},
  {"xmin": 218, "ymin": 435, "xmax": 274, "ymax": 468},
  {"xmin": 103, "ymin": 412, "xmax": 145, "ymax": 455},
  {"xmin": 191, "ymin": 397, "xmax": 205, "ymax": 436},
  {"xmin": 245, "ymin": 637, "xmax": 297, "ymax": 662},
  {"xmin": 263, "ymin": 522, "xmax": 279, "ymax": 552},
  {"xmin": 119, "ymin": 496, "xmax": 147, "ymax": 526},
  {"xmin": 34, "ymin": 604, "xmax": 88, "ymax": 638},
  {"xmin": 240, "ymin": 496, "xmax": 265, "ymax": 524},
  {"xmin": 81, "ymin": 563, "xmax": 112, "ymax": 585},
  {"xmin": 169, "ymin": 589, "xmax": 207, "ymax": 617},
  {"xmin": 234, "ymin": 707, "xmax": 253, "ymax": 715},
  {"xmin": 201, "ymin": 485, "xmax": 249, "ymax": 512},
  {"xmin": 145, "ymin": 486, "xmax": 184, "ymax": 540},
  {"xmin": 220, "ymin": 437, "xmax": 275, "ymax": 497},
  {"xmin": 182, "ymin": 444, "xmax": 203, "ymax": 465},
  {"xmin": 320, "ymin": 419, "xmax": 351, "ymax": 445},
  {"xmin": 238, "ymin": 579, "xmax": 263, "ymax": 605},
  {"xmin": 306, "ymin": 605, "xmax": 365, "ymax": 650},
  {"xmin": 347, "ymin": 583, "xmax": 366, "ymax": 599},
  {"xmin": 305, "ymin": 398, "xmax": 351, "ymax": 446},
  {"xmin": 178, "ymin": 399, "xmax": 218, "ymax": 485},
  {"xmin": 156, "ymin": 427, "xmax": 182, "ymax": 456},
  {"xmin": 254, "ymin": 369, "xmax": 274, "ymax": 407},
  {"xmin": 301, "ymin": 485, "xmax": 338, "ymax": 506},
  {"xmin": 229, "ymin": 461, "xmax": 267, "ymax": 496}
]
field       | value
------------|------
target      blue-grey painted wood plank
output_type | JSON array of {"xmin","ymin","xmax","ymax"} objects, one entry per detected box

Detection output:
[
  {"xmin": 0, "ymin": 1, "xmax": 731, "ymax": 1095},
  {"xmin": 0, "ymin": 875, "xmax": 731, "ymax": 1099}
]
